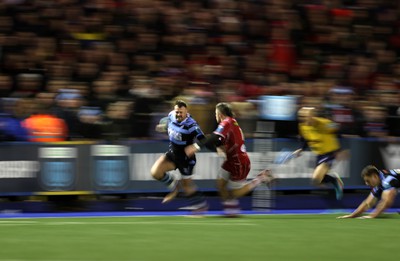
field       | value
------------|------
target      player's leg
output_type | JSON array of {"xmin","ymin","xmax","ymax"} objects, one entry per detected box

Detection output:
[
  {"xmin": 311, "ymin": 163, "xmax": 331, "ymax": 186},
  {"xmin": 162, "ymin": 180, "xmax": 181, "ymax": 204},
  {"xmin": 225, "ymin": 165, "xmax": 272, "ymax": 199},
  {"xmin": 331, "ymin": 171, "xmax": 344, "ymax": 200},
  {"xmin": 217, "ymin": 174, "xmax": 240, "ymax": 217},
  {"xmin": 229, "ymin": 170, "xmax": 273, "ymax": 199},
  {"xmin": 254, "ymin": 169, "xmax": 275, "ymax": 186},
  {"xmin": 218, "ymin": 163, "xmax": 273, "ymax": 216},
  {"xmin": 180, "ymin": 177, "xmax": 208, "ymax": 212},
  {"xmin": 312, "ymin": 152, "xmax": 338, "ymax": 186},
  {"xmin": 218, "ymin": 176, "xmax": 271, "ymax": 216},
  {"xmin": 181, "ymin": 177, "xmax": 198, "ymax": 195},
  {"xmin": 312, "ymin": 161, "xmax": 343, "ymax": 200},
  {"xmin": 150, "ymin": 153, "xmax": 178, "ymax": 189},
  {"xmin": 216, "ymin": 175, "xmax": 232, "ymax": 201},
  {"xmin": 178, "ymin": 161, "xmax": 208, "ymax": 212}
]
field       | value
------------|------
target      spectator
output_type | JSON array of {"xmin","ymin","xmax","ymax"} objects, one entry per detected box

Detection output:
[
  {"xmin": 322, "ymin": 86, "xmax": 365, "ymax": 137},
  {"xmin": 77, "ymin": 106, "xmax": 104, "ymax": 140},
  {"xmin": 1, "ymin": 0, "xmax": 400, "ymax": 139},
  {"xmin": 22, "ymin": 102, "xmax": 68, "ymax": 142},
  {"xmin": 102, "ymin": 100, "xmax": 134, "ymax": 141},
  {"xmin": 52, "ymin": 88, "xmax": 84, "ymax": 140},
  {"xmin": 0, "ymin": 98, "xmax": 28, "ymax": 141},
  {"xmin": 362, "ymin": 105, "xmax": 389, "ymax": 138}
]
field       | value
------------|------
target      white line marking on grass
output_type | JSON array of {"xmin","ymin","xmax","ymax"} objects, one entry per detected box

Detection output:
[
  {"xmin": 0, "ymin": 220, "xmax": 38, "ymax": 225},
  {"xmin": 0, "ymin": 220, "xmax": 256, "ymax": 226},
  {"xmin": 0, "ymin": 220, "xmax": 37, "ymax": 223}
]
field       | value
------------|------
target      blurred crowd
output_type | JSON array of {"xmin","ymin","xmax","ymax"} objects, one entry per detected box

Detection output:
[{"xmin": 0, "ymin": 0, "xmax": 399, "ymax": 142}]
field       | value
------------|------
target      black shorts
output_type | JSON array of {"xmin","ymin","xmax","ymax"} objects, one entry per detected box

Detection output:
[
  {"xmin": 165, "ymin": 150, "xmax": 196, "ymax": 177},
  {"xmin": 316, "ymin": 151, "xmax": 338, "ymax": 167}
]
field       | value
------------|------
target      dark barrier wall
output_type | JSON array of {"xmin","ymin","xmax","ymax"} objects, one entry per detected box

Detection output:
[{"xmin": 0, "ymin": 138, "xmax": 399, "ymax": 195}]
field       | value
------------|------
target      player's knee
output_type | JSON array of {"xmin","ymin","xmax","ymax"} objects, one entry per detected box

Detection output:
[
  {"xmin": 230, "ymin": 190, "xmax": 242, "ymax": 199},
  {"xmin": 216, "ymin": 178, "xmax": 226, "ymax": 191},
  {"xmin": 150, "ymin": 171, "xmax": 158, "ymax": 180},
  {"xmin": 311, "ymin": 177, "xmax": 321, "ymax": 186},
  {"xmin": 150, "ymin": 166, "xmax": 162, "ymax": 180}
]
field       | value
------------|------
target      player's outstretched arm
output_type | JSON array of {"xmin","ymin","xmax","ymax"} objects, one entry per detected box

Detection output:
[
  {"xmin": 366, "ymin": 189, "xmax": 397, "ymax": 218},
  {"xmin": 185, "ymin": 133, "xmax": 223, "ymax": 157},
  {"xmin": 337, "ymin": 194, "xmax": 377, "ymax": 219},
  {"xmin": 292, "ymin": 148, "xmax": 303, "ymax": 158}
]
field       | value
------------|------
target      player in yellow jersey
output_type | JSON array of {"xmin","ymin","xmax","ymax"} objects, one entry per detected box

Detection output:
[{"xmin": 292, "ymin": 107, "xmax": 344, "ymax": 200}]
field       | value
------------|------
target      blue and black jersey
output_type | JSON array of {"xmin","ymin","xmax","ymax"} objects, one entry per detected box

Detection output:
[
  {"xmin": 371, "ymin": 169, "xmax": 400, "ymax": 199},
  {"xmin": 163, "ymin": 111, "xmax": 205, "ymax": 176},
  {"xmin": 166, "ymin": 111, "xmax": 205, "ymax": 155}
]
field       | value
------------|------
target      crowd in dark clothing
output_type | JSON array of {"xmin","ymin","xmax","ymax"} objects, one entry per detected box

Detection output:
[{"xmin": 0, "ymin": 0, "xmax": 399, "ymax": 141}]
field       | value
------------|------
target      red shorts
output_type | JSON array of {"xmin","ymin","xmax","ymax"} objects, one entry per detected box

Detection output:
[{"xmin": 222, "ymin": 157, "xmax": 251, "ymax": 181}]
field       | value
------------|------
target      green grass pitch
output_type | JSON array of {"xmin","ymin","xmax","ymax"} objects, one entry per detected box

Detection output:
[{"xmin": 0, "ymin": 213, "xmax": 398, "ymax": 261}]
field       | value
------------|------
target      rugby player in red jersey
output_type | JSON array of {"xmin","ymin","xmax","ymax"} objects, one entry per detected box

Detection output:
[{"xmin": 185, "ymin": 102, "xmax": 273, "ymax": 216}]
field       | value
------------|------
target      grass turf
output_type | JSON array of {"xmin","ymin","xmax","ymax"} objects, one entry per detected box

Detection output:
[{"xmin": 0, "ymin": 213, "xmax": 398, "ymax": 261}]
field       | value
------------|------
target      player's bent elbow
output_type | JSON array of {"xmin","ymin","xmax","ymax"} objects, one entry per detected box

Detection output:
[
  {"xmin": 384, "ymin": 190, "xmax": 397, "ymax": 206},
  {"xmin": 384, "ymin": 197, "xmax": 395, "ymax": 208}
]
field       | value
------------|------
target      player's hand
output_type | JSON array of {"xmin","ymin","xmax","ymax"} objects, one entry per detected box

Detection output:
[
  {"xmin": 336, "ymin": 215, "xmax": 354, "ymax": 219},
  {"xmin": 185, "ymin": 144, "xmax": 198, "ymax": 157},
  {"xmin": 155, "ymin": 124, "xmax": 167, "ymax": 132},
  {"xmin": 292, "ymin": 149, "xmax": 302, "ymax": 158}
]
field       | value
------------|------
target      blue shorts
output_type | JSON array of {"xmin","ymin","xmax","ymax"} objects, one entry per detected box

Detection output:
[
  {"xmin": 165, "ymin": 150, "xmax": 196, "ymax": 177},
  {"xmin": 316, "ymin": 151, "xmax": 338, "ymax": 168}
]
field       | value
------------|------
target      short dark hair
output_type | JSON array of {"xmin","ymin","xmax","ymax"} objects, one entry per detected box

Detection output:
[
  {"xmin": 174, "ymin": 100, "xmax": 187, "ymax": 108},
  {"xmin": 216, "ymin": 102, "xmax": 234, "ymax": 117},
  {"xmin": 361, "ymin": 165, "xmax": 379, "ymax": 178}
]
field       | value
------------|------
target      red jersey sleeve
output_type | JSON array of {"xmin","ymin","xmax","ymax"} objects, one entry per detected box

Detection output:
[{"xmin": 214, "ymin": 118, "xmax": 231, "ymax": 140}]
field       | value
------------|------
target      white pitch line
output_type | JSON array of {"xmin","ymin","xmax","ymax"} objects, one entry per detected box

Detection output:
[
  {"xmin": 0, "ymin": 220, "xmax": 256, "ymax": 226},
  {"xmin": 0, "ymin": 220, "xmax": 37, "ymax": 224}
]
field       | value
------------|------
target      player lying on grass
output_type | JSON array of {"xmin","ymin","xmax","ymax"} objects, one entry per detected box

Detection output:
[{"xmin": 337, "ymin": 165, "xmax": 400, "ymax": 219}]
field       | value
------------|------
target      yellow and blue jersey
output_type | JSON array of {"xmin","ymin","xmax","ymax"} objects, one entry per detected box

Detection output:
[{"xmin": 299, "ymin": 117, "xmax": 340, "ymax": 155}]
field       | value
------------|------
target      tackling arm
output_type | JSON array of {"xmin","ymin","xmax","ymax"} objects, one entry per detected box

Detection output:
[
  {"xmin": 337, "ymin": 194, "xmax": 377, "ymax": 218},
  {"xmin": 198, "ymin": 133, "xmax": 223, "ymax": 151},
  {"xmin": 185, "ymin": 133, "xmax": 224, "ymax": 157}
]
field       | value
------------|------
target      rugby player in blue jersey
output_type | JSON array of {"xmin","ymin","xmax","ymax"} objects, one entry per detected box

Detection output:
[
  {"xmin": 151, "ymin": 100, "xmax": 208, "ymax": 212},
  {"xmin": 337, "ymin": 165, "xmax": 400, "ymax": 219}
]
